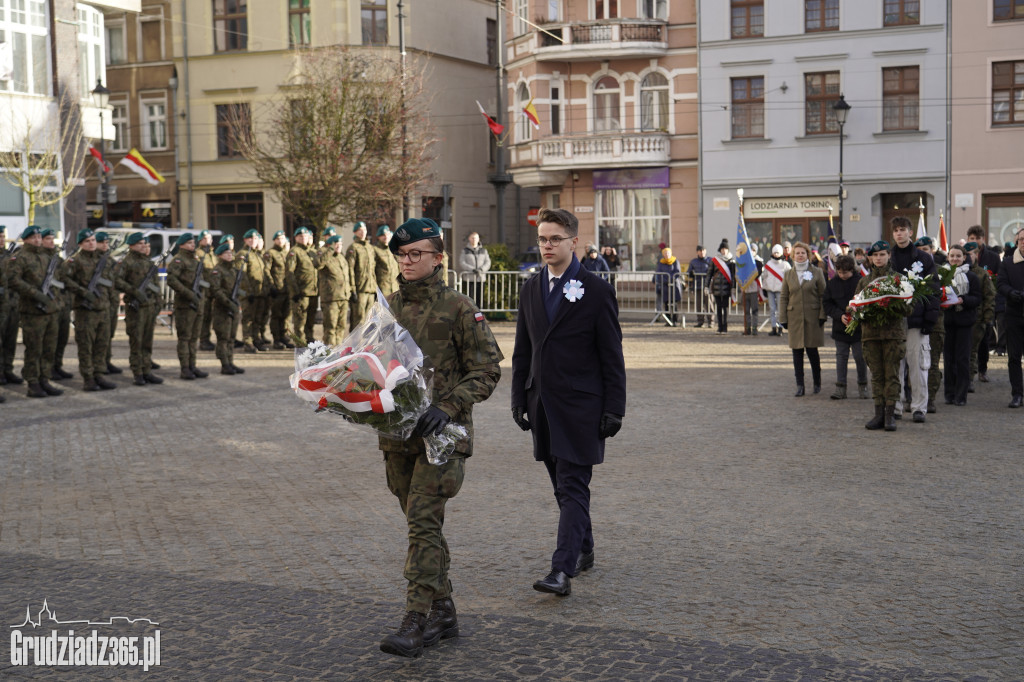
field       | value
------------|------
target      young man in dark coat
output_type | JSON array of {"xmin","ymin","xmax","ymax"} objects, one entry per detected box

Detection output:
[
  {"xmin": 511, "ymin": 207, "xmax": 627, "ymax": 597},
  {"xmin": 997, "ymin": 228, "xmax": 1024, "ymax": 408},
  {"xmin": 822, "ymin": 254, "xmax": 867, "ymax": 399}
]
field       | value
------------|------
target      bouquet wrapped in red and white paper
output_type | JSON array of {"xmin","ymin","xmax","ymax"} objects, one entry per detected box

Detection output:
[
  {"xmin": 290, "ymin": 295, "xmax": 467, "ymax": 464},
  {"xmin": 844, "ymin": 272, "xmax": 918, "ymax": 335}
]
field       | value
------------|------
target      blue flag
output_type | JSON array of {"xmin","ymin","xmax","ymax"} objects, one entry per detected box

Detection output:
[{"xmin": 735, "ymin": 211, "xmax": 758, "ymax": 290}]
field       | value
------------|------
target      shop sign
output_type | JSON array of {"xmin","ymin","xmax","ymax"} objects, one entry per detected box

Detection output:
[{"xmin": 743, "ymin": 196, "xmax": 838, "ymax": 219}]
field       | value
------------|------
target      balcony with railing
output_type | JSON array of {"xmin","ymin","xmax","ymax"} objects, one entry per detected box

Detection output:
[
  {"xmin": 509, "ymin": 132, "xmax": 670, "ymax": 187},
  {"xmin": 532, "ymin": 19, "xmax": 667, "ymax": 61}
]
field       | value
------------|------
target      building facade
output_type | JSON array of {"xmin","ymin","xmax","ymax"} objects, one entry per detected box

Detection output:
[
  {"xmin": 504, "ymin": 0, "xmax": 699, "ymax": 270},
  {"xmin": 699, "ymin": 0, "xmax": 948, "ymax": 255}
]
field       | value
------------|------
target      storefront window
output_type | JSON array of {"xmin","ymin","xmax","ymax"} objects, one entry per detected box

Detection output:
[
  {"xmin": 984, "ymin": 194, "xmax": 1024, "ymax": 247},
  {"xmin": 596, "ymin": 188, "xmax": 670, "ymax": 270}
]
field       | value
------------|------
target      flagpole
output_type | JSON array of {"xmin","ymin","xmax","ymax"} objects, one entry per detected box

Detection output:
[{"xmin": 489, "ymin": 0, "xmax": 512, "ymax": 245}]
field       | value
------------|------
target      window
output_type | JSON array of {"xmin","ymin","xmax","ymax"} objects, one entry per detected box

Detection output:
[
  {"xmin": 486, "ymin": 18, "xmax": 497, "ymax": 66},
  {"xmin": 883, "ymin": 0, "xmax": 919, "ymax": 26},
  {"xmin": 106, "ymin": 18, "xmax": 126, "ymax": 65},
  {"xmin": 0, "ymin": 0, "xmax": 49, "ymax": 94},
  {"xmin": 731, "ymin": 76, "xmax": 764, "ymax": 138},
  {"xmin": 216, "ymin": 103, "xmax": 250, "ymax": 158},
  {"xmin": 547, "ymin": 0, "xmax": 560, "ymax": 22},
  {"xmin": 361, "ymin": 1, "xmax": 387, "ymax": 45},
  {"xmin": 992, "ymin": 60, "xmax": 1024, "ymax": 126},
  {"xmin": 551, "ymin": 84, "xmax": 562, "ymax": 135},
  {"xmin": 516, "ymin": 83, "xmax": 532, "ymax": 143},
  {"xmin": 597, "ymin": 188, "xmax": 670, "ymax": 270},
  {"xmin": 110, "ymin": 102, "xmax": 129, "ymax": 152},
  {"xmin": 140, "ymin": 15, "xmax": 163, "ymax": 62},
  {"xmin": 593, "ymin": 76, "xmax": 621, "ymax": 132},
  {"xmin": 513, "ymin": 0, "xmax": 528, "ymax": 36},
  {"xmin": 208, "ymin": 192, "xmax": 264, "ymax": 238},
  {"xmin": 882, "ymin": 66, "xmax": 919, "ymax": 131},
  {"xmin": 994, "ymin": 0, "xmax": 1024, "ymax": 21},
  {"xmin": 641, "ymin": 0, "xmax": 667, "ymax": 20},
  {"xmin": 289, "ymin": 0, "xmax": 310, "ymax": 47},
  {"xmin": 805, "ymin": 0, "xmax": 838, "ymax": 32},
  {"xmin": 141, "ymin": 97, "xmax": 167, "ymax": 150},
  {"xmin": 78, "ymin": 4, "xmax": 104, "ymax": 99},
  {"xmin": 213, "ymin": 0, "xmax": 247, "ymax": 52},
  {"xmin": 592, "ymin": 0, "xmax": 619, "ymax": 19},
  {"xmin": 805, "ymin": 71, "xmax": 840, "ymax": 135},
  {"xmin": 731, "ymin": 0, "xmax": 763, "ymax": 39},
  {"xmin": 640, "ymin": 72, "xmax": 669, "ymax": 131}
]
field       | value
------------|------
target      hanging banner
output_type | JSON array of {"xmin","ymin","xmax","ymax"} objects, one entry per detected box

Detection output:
[{"xmin": 593, "ymin": 167, "xmax": 669, "ymax": 191}]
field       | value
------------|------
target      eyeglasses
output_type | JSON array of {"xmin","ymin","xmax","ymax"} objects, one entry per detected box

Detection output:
[
  {"xmin": 537, "ymin": 236, "xmax": 571, "ymax": 247},
  {"xmin": 393, "ymin": 249, "xmax": 438, "ymax": 263}
]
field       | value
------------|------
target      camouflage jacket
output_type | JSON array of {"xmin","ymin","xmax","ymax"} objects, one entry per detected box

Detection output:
[
  {"xmin": 379, "ymin": 266, "xmax": 503, "ymax": 456},
  {"xmin": 373, "ymin": 242, "xmax": 400, "ymax": 297},
  {"xmin": 61, "ymin": 248, "xmax": 113, "ymax": 311},
  {"xmin": 208, "ymin": 260, "xmax": 241, "ymax": 315},
  {"xmin": 286, "ymin": 244, "xmax": 317, "ymax": 297},
  {"xmin": 970, "ymin": 264, "xmax": 996, "ymax": 326},
  {"xmin": 0, "ymin": 250, "xmax": 10, "ymax": 311},
  {"xmin": 9, "ymin": 243, "xmax": 61, "ymax": 315},
  {"xmin": 855, "ymin": 264, "xmax": 908, "ymax": 342},
  {"xmin": 197, "ymin": 245, "xmax": 218, "ymax": 271},
  {"xmin": 316, "ymin": 248, "xmax": 353, "ymax": 303},
  {"xmin": 237, "ymin": 245, "xmax": 268, "ymax": 297},
  {"xmin": 166, "ymin": 248, "xmax": 205, "ymax": 308},
  {"xmin": 267, "ymin": 244, "xmax": 288, "ymax": 292},
  {"xmin": 115, "ymin": 250, "xmax": 159, "ymax": 308},
  {"xmin": 346, "ymin": 238, "xmax": 376, "ymax": 294}
]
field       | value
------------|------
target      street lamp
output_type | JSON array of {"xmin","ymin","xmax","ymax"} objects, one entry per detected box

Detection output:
[
  {"xmin": 91, "ymin": 79, "xmax": 111, "ymax": 228},
  {"xmin": 833, "ymin": 93, "xmax": 851, "ymax": 241}
]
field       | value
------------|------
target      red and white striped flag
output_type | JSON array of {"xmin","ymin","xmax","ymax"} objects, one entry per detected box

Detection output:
[{"xmin": 88, "ymin": 145, "xmax": 111, "ymax": 173}]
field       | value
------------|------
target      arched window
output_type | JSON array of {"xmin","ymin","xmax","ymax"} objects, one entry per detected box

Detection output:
[
  {"xmin": 517, "ymin": 83, "xmax": 532, "ymax": 143},
  {"xmin": 593, "ymin": 76, "xmax": 620, "ymax": 132},
  {"xmin": 640, "ymin": 73, "xmax": 669, "ymax": 131}
]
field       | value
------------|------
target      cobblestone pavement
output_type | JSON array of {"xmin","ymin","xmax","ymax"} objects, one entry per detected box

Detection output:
[{"xmin": 0, "ymin": 322, "xmax": 1020, "ymax": 680}]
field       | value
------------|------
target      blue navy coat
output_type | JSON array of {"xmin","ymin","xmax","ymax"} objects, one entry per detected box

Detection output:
[{"xmin": 511, "ymin": 260, "xmax": 626, "ymax": 466}]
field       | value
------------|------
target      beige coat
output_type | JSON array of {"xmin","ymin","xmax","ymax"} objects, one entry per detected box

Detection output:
[{"xmin": 780, "ymin": 265, "xmax": 826, "ymax": 349}]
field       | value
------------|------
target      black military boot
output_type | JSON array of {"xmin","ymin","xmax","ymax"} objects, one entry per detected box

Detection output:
[
  {"xmin": 150, "ymin": 361, "xmax": 161, "ymax": 369},
  {"xmin": 143, "ymin": 373, "xmax": 164, "ymax": 384},
  {"xmin": 39, "ymin": 379, "xmax": 63, "ymax": 396},
  {"xmin": 220, "ymin": 365, "xmax": 236, "ymax": 375},
  {"xmin": 4, "ymin": 370, "xmax": 24, "ymax": 384},
  {"xmin": 883, "ymin": 405, "xmax": 898, "ymax": 432},
  {"xmin": 84, "ymin": 378, "xmax": 101, "ymax": 392},
  {"xmin": 230, "ymin": 364, "xmax": 245, "ymax": 374},
  {"xmin": 0, "ymin": 391, "xmax": 5, "ymax": 403},
  {"xmin": 199, "ymin": 340, "xmax": 216, "ymax": 351},
  {"xmin": 27, "ymin": 382, "xmax": 47, "ymax": 398},
  {"xmin": 52, "ymin": 367, "xmax": 73, "ymax": 380},
  {"xmin": 865, "ymin": 404, "xmax": 884, "ymax": 430},
  {"xmin": 379, "ymin": 612, "xmax": 425, "ymax": 658},
  {"xmin": 105, "ymin": 363, "xmax": 123, "ymax": 375},
  {"xmin": 422, "ymin": 598, "xmax": 458, "ymax": 648},
  {"xmin": 180, "ymin": 367, "xmax": 196, "ymax": 380},
  {"xmin": 133, "ymin": 375, "xmax": 147, "ymax": 386},
  {"xmin": 190, "ymin": 366, "xmax": 209, "ymax": 379},
  {"xmin": 95, "ymin": 375, "xmax": 117, "ymax": 390}
]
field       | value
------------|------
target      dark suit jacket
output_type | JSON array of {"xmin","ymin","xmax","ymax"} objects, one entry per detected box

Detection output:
[{"xmin": 511, "ymin": 259, "xmax": 626, "ymax": 466}]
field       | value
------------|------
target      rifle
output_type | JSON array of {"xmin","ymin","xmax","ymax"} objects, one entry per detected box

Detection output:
[
  {"xmin": 83, "ymin": 252, "xmax": 112, "ymax": 310},
  {"xmin": 189, "ymin": 261, "xmax": 210, "ymax": 311},
  {"xmin": 228, "ymin": 268, "xmax": 244, "ymax": 317},
  {"xmin": 37, "ymin": 255, "xmax": 65, "ymax": 312}
]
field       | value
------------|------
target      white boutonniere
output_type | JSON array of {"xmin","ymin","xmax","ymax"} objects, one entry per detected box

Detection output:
[
  {"xmin": 563, "ymin": 279, "xmax": 585, "ymax": 302},
  {"xmin": 800, "ymin": 271, "xmax": 813, "ymax": 282}
]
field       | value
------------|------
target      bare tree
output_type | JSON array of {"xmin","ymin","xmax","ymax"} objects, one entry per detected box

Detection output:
[
  {"xmin": 235, "ymin": 47, "xmax": 435, "ymax": 238},
  {"xmin": 0, "ymin": 87, "xmax": 90, "ymax": 225}
]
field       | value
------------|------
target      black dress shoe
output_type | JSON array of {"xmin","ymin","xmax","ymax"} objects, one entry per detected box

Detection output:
[
  {"xmin": 573, "ymin": 550, "xmax": 595, "ymax": 576},
  {"xmin": 533, "ymin": 570, "xmax": 571, "ymax": 596},
  {"xmin": 1009, "ymin": 395, "xmax": 1023, "ymax": 409},
  {"xmin": 813, "ymin": 384, "xmax": 821, "ymax": 394},
  {"xmin": 794, "ymin": 385, "xmax": 805, "ymax": 397}
]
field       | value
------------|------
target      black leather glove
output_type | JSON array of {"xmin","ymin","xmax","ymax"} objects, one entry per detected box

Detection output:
[
  {"xmin": 598, "ymin": 412, "xmax": 622, "ymax": 439},
  {"xmin": 1010, "ymin": 290, "xmax": 1024, "ymax": 304},
  {"xmin": 413, "ymin": 405, "xmax": 451, "ymax": 438},
  {"xmin": 512, "ymin": 406, "xmax": 531, "ymax": 431}
]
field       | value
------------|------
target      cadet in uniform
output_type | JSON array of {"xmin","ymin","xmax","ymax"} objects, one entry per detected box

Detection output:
[
  {"xmin": 915, "ymin": 236, "xmax": 945, "ymax": 413},
  {"xmin": 346, "ymin": 221, "xmax": 376, "ymax": 328},
  {"xmin": 376, "ymin": 218, "xmax": 503, "ymax": 658},
  {"xmin": 373, "ymin": 225, "xmax": 400, "ymax": 298},
  {"xmin": 41, "ymin": 228, "xmax": 73, "ymax": 382},
  {"xmin": 209, "ymin": 242, "xmax": 245, "ymax": 375},
  {"xmin": 964, "ymin": 241, "xmax": 996, "ymax": 388},
  {"xmin": 286, "ymin": 226, "xmax": 317, "ymax": 346},
  {"xmin": 61, "ymin": 230, "xmax": 116, "ymax": 391},
  {"xmin": 115, "ymin": 232, "xmax": 164, "ymax": 386},
  {"xmin": 253, "ymin": 233, "xmax": 272, "ymax": 348},
  {"xmin": 165, "ymin": 233, "xmax": 210, "ymax": 380},
  {"xmin": 267, "ymin": 230, "xmax": 292, "ymax": 349},
  {"xmin": 94, "ymin": 231, "xmax": 123, "ymax": 375},
  {"xmin": 0, "ymin": 225, "xmax": 22, "ymax": 388},
  {"xmin": 196, "ymin": 230, "xmax": 217, "ymax": 351},
  {"xmin": 9, "ymin": 226, "xmax": 64, "ymax": 398},
  {"xmin": 316, "ymin": 234, "xmax": 353, "ymax": 345},
  {"xmin": 236, "ymin": 229, "xmax": 269, "ymax": 352}
]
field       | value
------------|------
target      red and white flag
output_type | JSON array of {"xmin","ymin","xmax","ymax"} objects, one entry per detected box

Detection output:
[
  {"xmin": 88, "ymin": 145, "xmax": 111, "ymax": 173},
  {"xmin": 119, "ymin": 148, "xmax": 165, "ymax": 185},
  {"xmin": 475, "ymin": 101, "xmax": 504, "ymax": 136}
]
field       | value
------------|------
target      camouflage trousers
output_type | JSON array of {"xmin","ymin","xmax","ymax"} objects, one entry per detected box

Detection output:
[
  {"xmin": 199, "ymin": 292, "xmax": 214, "ymax": 343},
  {"xmin": 384, "ymin": 447, "xmax": 466, "ymax": 615},
  {"xmin": 0, "ymin": 303, "xmax": 18, "ymax": 374},
  {"xmin": 54, "ymin": 303, "xmax": 71, "ymax": 371},
  {"xmin": 269, "ymin": 292, "xmax": 290, "ymax": 344},
  {"xmin": 350, "ymin": 292, "xmax": 375, "ymax": 329},
  {"xmin": 927, "ymin": 327, "xmax": 945, "ymax": 403},
  {"xmin": 254, "ymin": 295, "xmax": 270, "ymax": 342},
  {"xmin": 863, "ymin": 338, "xmax": 906, "ymax": 406},
  {"xmin": 213, "ymin": 307, "xmax": 238, "ymax": 368},
  {"xmin": 73, "ymin": 308, "xmax": 111, "ymax": 380},
  {"xmin": 125, "ymin": 303, "xmax": 157, "ymax": 376},
  {"xmin": 240, "ymin": 296, "xmax": 258, "ymax": 345},
  {"xmin": 320, "ymin": 299, "xmax": 350, "ymax": 346},
  {"xmin": 290, "ymin": 295, "xmax": 316, "ymax": 346},
  {"xmin": 20, "ymin": 311, "xmax": 58, "ymax": 384},
  {"xmin": 970, "ymin": 321, "xmax": 992, "ymax": 377},
  {"xmin": 173, "ymin": 304, "xmax": 202, "ymax": 370},
  {"xmin": 104, "ymin": 298, "xmax": 118, "ymax": 367}
]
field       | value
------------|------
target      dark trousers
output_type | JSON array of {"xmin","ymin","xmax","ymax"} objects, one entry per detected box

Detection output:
[
  {"xmin": 944, "ymin": 324, "xmax": 973, "ymax": 403},
  {"xmin": 1, "ymin": 304, "xmax": 18, "ymax": 374},
  {"xmin": 54, "ymin": 303, "xmax": 71, "ymax": 370},
  {"xmin": 1006, "ymin": 315, "xmax": 1024, "ymax": 398},
  {"xmin": 714, "ymin": 294, "xmax": 729, "ymax": 332},
  {"xmin": 792, "ymin": 347, "xmax": 821, "ymax": 388}
]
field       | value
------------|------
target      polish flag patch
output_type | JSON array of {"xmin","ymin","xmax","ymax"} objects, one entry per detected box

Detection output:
[{"xmin": 474, "ymin": 312, "xmax": 485, "ymax": 322}]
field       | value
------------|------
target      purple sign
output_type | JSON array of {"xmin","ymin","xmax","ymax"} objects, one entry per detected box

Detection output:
[{"xmin": 592, "ymin": 167, "xmax": 670, "ymax": 191}]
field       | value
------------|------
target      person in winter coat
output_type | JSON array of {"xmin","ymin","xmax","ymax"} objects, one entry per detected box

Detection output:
[
  {"xmin": 942, "ymin": 244, "xmax": 981, "ymax": 405},
  {"xmin": 997, "ymin": 228, "xmax": 1024, "ymax": 408},
  {"xmin": 779, "ymin": 241, "xmax": 826, "ymax": 396},
  {"xmin": 688, "ymin": 245, "xmax": 711, "ymax": 328},
  {"xmin": 709, "ymin": 240, "xmax": 736, "ymax": 334},
  {"xmin": 654, "ymin": 247, "xmax": 682, "ymax": 326},
  {"xmin": 457, "ymin": 232, "xmax": 491, "ymax": 307},
  {"xmin": 761, "ymin": 244, "xmax": 790, "ymax": 336},
  {"xmin": 822, "ymin": 255, "xmax": 868, "ymax": 399}
]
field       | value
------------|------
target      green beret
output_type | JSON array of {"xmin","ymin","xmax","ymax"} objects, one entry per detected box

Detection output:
[
  {"xmin": 963, "ymin": 241, "xmax": 979, "ymax": 253},
  {"xmin": 20, "ymin": 225, "xmax": 42, "ymax": 240},
  {"xmin": 218, "ymin": 234, "xmax": 234, "ymax": 245},
  {"xmin": 273, "ymin": 230, "xmax": 285, "ymax": 240},
  {"xmin": 95, "ymin": 231, "xmax": 109, "ymax": 242},
  {"xmin": 0, "ymin": 225, "xmax": 6, "ymax": 234},
  {"xmin": 867, "ymin": 240, "xmax": 890, "ymax": 255},
  {"xmin": 323, "ymin": 226, "xmax": 337, "ymax": 237},
  {"xmin": 126, "ymin": 232, "xmax": 147, "ymax": 245},
  {"xmin": 295, "ymin": 226, "xmax": 311, "ymax": 236},
  {"xmin": 199, "ymin": 230, "xmax": 211, "ymax": 239},
  {"xmin": 175, "ymin": 233, "xmax": 195, "ymax": 247},
  {"xmin": 390, "ymin": 218, "xmax": 442, "ymax": 254},
  {"xmin": 40, "ymin": 227, "xmax": 55, "ymax": 238},
  {"xmin": 914, "ymin": 236, "xmax": 934, "ymax": 248},
  {"xmin": 77, "ymin": 229, "xmax": 95, "ymax": 244},
  {"xmin": 352, "ymin": 221, "xmax": 367, "ymax": 233},
  {"xmin": 243, "ymin": 228, "xmax": 259, "ymax": 239},
  {"xmin": 326, "ymin": 235, "xmax": 342, "ymax": 245},
  {"xmin": 214, "ymin": 242, "xmax": 232, "ymax": 255},
  {"xmin": 376, "ymin": 224, "xmax": 391, "ymax": 237}
]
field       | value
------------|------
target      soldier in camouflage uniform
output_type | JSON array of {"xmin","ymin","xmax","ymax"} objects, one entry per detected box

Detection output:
[
  {"xmin": 286, "ymin": 226, "xmax": 318, "ymax": 346},
  {"xmin": 61, "ymin": 230, "xmax": 117, "ymax": 391},
  {"xmin": 208, "ymin": 242, "xmax": 245, "ymax": 375},
  {"xmin": 236, "ymin": 229, "xmax": 268, "ymax": 352},
  {"xmin": 114, "ymin": 232, "xmax": 164, "ymax": 386},
  {"xmin": 915, "ymin": 236, "xmax": 945, "ymax": 413},
  {"xmin": 964, "ymin": 241, "xmax": 997, "ymax": 388},
  {"xmin": 8, "ymin": 226, "xmax": 64, "ymax": 398},
  {"xmin": 165, "ymin": 233, "xmax": 210, "ymax": 380},
  {"xmin": 373, "ymin": 225, "xmax": 400, "ymax": 298},
  {"xmin": 196, "ymin": 230, "xmax": 217, "ymax": 351},
  {"xmin": 856, "ymin": 241, "xmax": 907, "ymax": 432},
  {"xmin": 316, "ymin": 234, "xmax": 353, "ymax": 345},
  {"xmin": 0, "ymin": 225, "xmax": 22, "ymax": 390},
  {"xmin": 41, "ymin": 228, "xmax": 73, "ymax": 382},
  {"xmin": 267, "ymin": 230, "xmax": 293, "ymax": 349},
  {"xmin": 376, "ymin": 218, "xmax": 503, "ymax": 659},
  {"xmin": 253, "ymin": 233, "xmax": 272, "ymax": 347},
  {"xmin": 347, "ymin": 221, "xmax": 376, "ymax": 329},
  {"xmin": 95, "ymin": 232, "xmax": 124, "ymax": 375}
]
